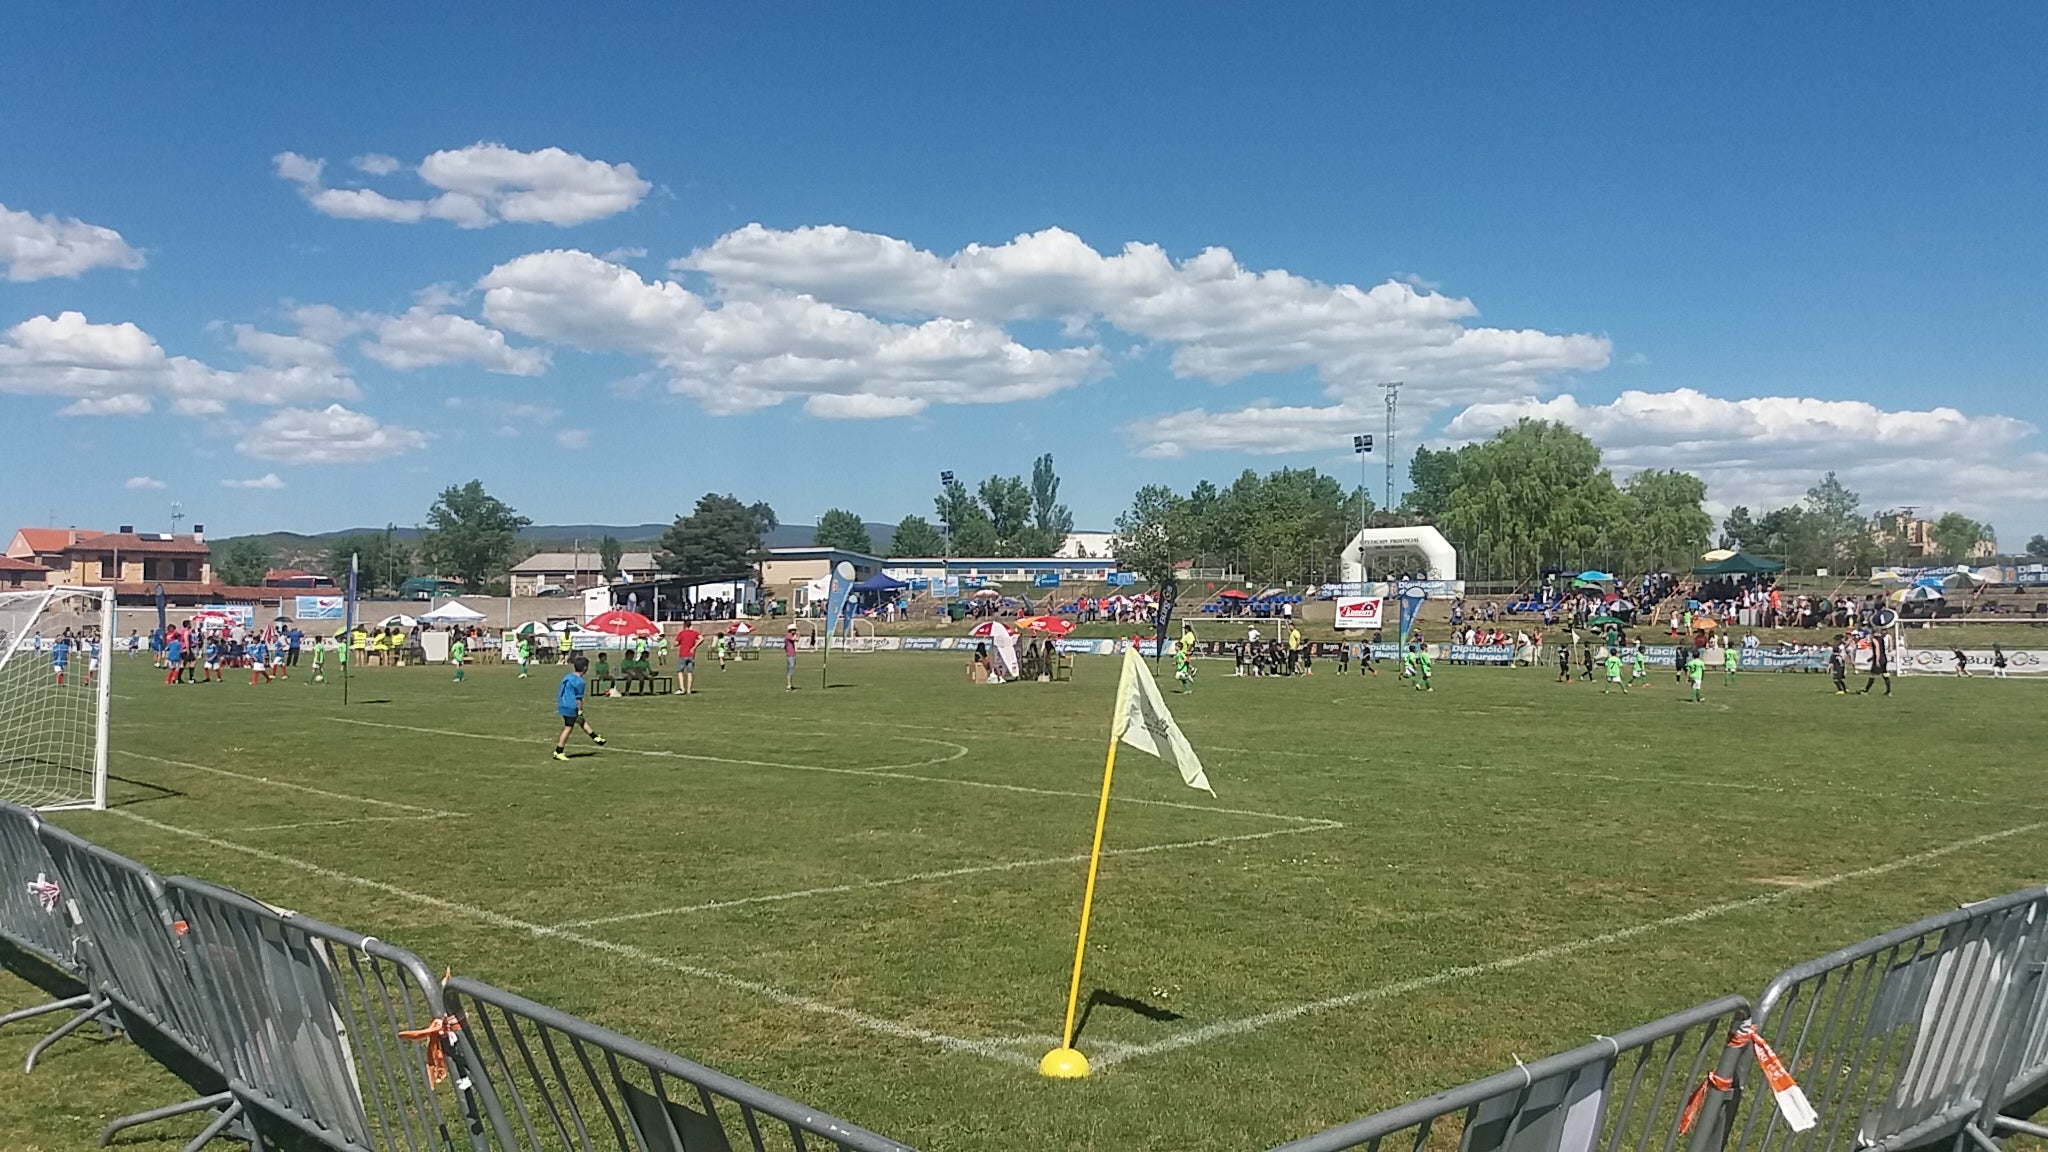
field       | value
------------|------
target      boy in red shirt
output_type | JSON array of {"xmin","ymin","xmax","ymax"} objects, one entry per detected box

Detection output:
[{"xmin": 673, "ymin": 624, "xmax": 702, "ymax": 695}]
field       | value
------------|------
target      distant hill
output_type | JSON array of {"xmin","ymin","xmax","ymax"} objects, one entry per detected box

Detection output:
[{"xmin": 212, "ymin": 520, "xmax": 901, "ymax": 572}]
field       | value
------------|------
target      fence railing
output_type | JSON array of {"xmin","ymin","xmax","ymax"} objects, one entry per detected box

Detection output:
[
  {"xmin": 1265, "ymin": 996, "xmax": 1753, "ymax": 1152},
  {"xmin": 1731, "ymin": 887, "xmax": 2048, "ymax": 1152},
  {"xmin": 0, "ymin": 803, "xmax": 94, "ymax": 1037},
  {"xmin": 446, "ymin": 976, "xmax": 915, "ymax": 1152},
  {"xmin": 8, "ymin": 800, "xmax": 2048, "ymax": 1152}
]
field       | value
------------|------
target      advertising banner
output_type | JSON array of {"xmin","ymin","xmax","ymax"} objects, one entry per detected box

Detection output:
[
  {"xmin": 1897, "ymin": 648, "xmax": 2048, "ymax": 675},
  {"xmin": 1033, "ymin": 572, "xmax": 1062, "ymax": 588},
  {"xmin": 1446, "ymin": 644, "xmax": 1515, "ymax": 664},
  {"xmin": 294, "ymin": 595, "xmax": 344, "ymax": 620},
  {"xmin": 202, "ymin": 603, "xmax": 257, "ymax": 628},
  {"xmin": 1333, "ymin": 596, "xmax": 1385, "ymax": 630},
  {"xmin": 1106, "ymin": 572, "xmax": 1137, "ymax": 587}
]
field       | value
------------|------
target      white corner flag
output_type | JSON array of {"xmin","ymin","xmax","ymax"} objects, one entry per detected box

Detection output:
[{"xmin": 1111, "ymin": 647, "xmax": 1213, "ymax": 794}]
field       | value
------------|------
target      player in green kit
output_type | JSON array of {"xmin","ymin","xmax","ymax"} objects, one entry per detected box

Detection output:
[
  {"xmin": 1401, "ymin": 644, "xmax": 1418, "ymax": 681},
  {"xmin": 1630, "ymin": 642, "xmax": 1647, "ymax": 684},
  {"xmin": 1722, "ymin": 644, "xmax": 1739, "ymax": 686},
  {"xmin": 1685, "ymin": 652, "xmax": 1706, "ymax": 702},
  {"xmin": 1411, "ymin": 643, "xmax": 1433, "ymax": 691},
  {"xmin": 1603, "ymin": 650, "xmax": 1628, "ymax": 694},
  {"xmin": 309, "ymin": 635, "xmax": 327, "ymax": 684},
  {"xmin": 450, "ymin": 634, "xmax": 466, "ymax": 682},
  {"xmin": 517, "ymin": 635, "xmax": 532, "ymax": 678}
]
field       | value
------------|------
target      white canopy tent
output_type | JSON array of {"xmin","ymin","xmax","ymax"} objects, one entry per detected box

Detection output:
[
  {"xmin": 419, "ymin": 601, "xmax": 487, "ymax": 624},
  {"xmin": 1339, "ymin": 525, "xmax": 1459, "ymax": 582}
]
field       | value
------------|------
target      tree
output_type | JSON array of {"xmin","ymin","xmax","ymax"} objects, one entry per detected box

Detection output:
[
  {"xmin": 1112, "ymin": 485, "xmax": 1191, "ymax": 587},
  {"xmin": 422, "ymin": 481, "xmax": 532, "ymax": 592},
  {"xmin": 814, "ymin": 508, "xmax": 874, "ymax": 554},
  {"xmin": 977, "ymin": 475, "xmax": 1033, "ymax": 552},
  {"xmin": 1720, "ymin": 506, "xmax": 1760, "ymax": 552},
  {"xmin": 934, "ymin": 475, "xmax": 994, "ymax": 556},
  {"xmin": 888, "ymin": 515, "xmax": 947, "ymax": 558},
  {"xmin": 1930, "ymin": 512, "xmax": 1991, "ymax": 563},
  {"xmin": 2027, "ymin": 535, "xmax": 2048, "ymax": 560},
  {"xmin": 1622, "ymin": 470, "xmax": 1713, "ymax": 571},
  {"xmin": 215, "ymin": 538, "xmax": 273, "ymax": 588},
  {"xmin": 658, "ymin": 493, "xmax": 777, "ymax": 577},
  {"xmin": 1027, "ymin": 453, "xmax": 1075, "ymax": 555},
  {"xmin": 597, "ymin": 535, "xmax": 624, "ymax": 581},
  {"xmin": 324, "ymin": 525, "xmax": 413, "ymax": 595},
  {"xmin": 1403, "ymin": 446, "xmax": 1463, "ymax": 520},
  {"xmin": 1435, "ymin": 420, "xmax": 1633, "ymax": 580},
  {"xmin": 1803, "ymin": 473, "xmax": 1872, "ymax": 571}
]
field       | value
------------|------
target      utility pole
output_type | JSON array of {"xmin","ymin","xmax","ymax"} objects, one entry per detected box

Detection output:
[
  {"xmin": 939, "ymin": 471, "xmax": 956, "ymax": 557},
  {"xmin": 1382, "ymin": 381, "xmax": 1403, "ymax": 514}
]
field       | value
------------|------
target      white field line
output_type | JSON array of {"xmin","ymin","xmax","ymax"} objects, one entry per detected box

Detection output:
[
  {"xmin": 106, "ymin": 808, "xmax": 1042, "ymax": 1068},
  {"xmin": 1092, "ymin": 819, "xmax": 2048, "ymax": 1070},
  {"xmin": 329, "ymin": 717, "xmax": 1328, "ymax": 826},
  {"xmin": 117, "ymin": 749, "xmax": 465, "ymax": 817},
  {"xmin": 233, "ymin": 814, "xmax": 454, "ymax": 833},
  {"xmin": 550, "ymin": 821, "xmax": 1344, "ymax": 930}
]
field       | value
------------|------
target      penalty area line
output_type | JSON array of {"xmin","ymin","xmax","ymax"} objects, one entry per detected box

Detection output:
[
  {"xmin": 550, "ymin": 820, "xmax": 1345, "ymax": 930},
  {"xmin": 105, "ymin": 808, "xmax": 1040, "ymax": 1069},
  {"xmin": 1092, "ymin": 818, "xmax": 2048, "ymax": 1071},
  {"xmin": 115, "ymin": 750, "xmax": 465, "ymax": 817}
]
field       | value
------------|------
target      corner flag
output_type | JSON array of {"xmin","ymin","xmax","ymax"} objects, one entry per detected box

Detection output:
[
  {"xmin": 1112, "ymin": 646, "xmax": 1211, "ymax": 794},
  {"xmin": 1042, "ymin": 645, "xmax": 1214, "ymax": 1081}
]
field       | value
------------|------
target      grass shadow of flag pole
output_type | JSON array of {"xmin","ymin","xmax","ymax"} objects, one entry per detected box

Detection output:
[{"xmin": 1041, "ymin": 645, "xmax": 1213, "ymax": 1080}]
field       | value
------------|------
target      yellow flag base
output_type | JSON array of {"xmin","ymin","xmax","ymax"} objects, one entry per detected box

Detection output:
[{"xmin": 1039, "ymin": 1047, "xmax": 1092, "ymax": 1079}]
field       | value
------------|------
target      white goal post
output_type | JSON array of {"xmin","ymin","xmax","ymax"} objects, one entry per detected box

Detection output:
[{"xmin": 0, "ymin": 586, "xmax": 112, "ymax": 811}]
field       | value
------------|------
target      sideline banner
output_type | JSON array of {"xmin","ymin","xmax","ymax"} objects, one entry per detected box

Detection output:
[
  {"xmin": 1897, "ymin": 648, "xmax": 2048, "ymax": 675},
  {"xmin": 295, "ymin": 595, "xmax": 344, "ymax": 620},
  {"xmin": 1333, "ymin": 596, "xmax": 1385, "ymax": 630}
]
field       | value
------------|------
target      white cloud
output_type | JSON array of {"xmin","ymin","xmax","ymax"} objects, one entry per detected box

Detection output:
[
  {"xmin": 554, "ymin": 428, "xmax": 591, "ymax": 449},
  {"xmin": 361, "ymin": 304, "xmax": 549, "ymax": 375},
  {"xmin": 221, "ymin": 473, "xmax": 286, "ymax": 490},
  {"xmin": 0, "ymin": 311, "xmax": 358, "ymax": 416},
  {"xmin": 803, "ymin": 393, "xmax": 929, "ymax": 419},
  {"xmin": 1441, "ymin": 388, "xmax": 2048, "ymax": 526},
  {"xmin": 678, "ymin": 223, "xmax": 1606, "ymax": 443},
  {"xmin": 480, "ymin": 248, "xmax": 1102, "ymax": 416},
  {"xmin": 600, "ymin": 246, "xmax": 647, "ymax": 262},
  {"xmin": 0, "ymin": 202, "xmax": 145, "ymax": 281},
  {"xmin": 1131, "ymin": 402, "xmax": 1383, "ymax": 458},
  {"xmin": 275, "ymin": 144, "xmax": 650, "ymax": 228},
  {"xmin": 123, "ymin": 476, "xmax": 166, "ymax": 490},
  {"xmin": 238, "ymin": 404, "xmax": 428, "ymax": 464}
]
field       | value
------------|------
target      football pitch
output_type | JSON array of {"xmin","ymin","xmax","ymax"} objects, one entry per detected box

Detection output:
[{"xmin": 4, "ymin": 652, "xmax": 2046, "ymax": 1151}]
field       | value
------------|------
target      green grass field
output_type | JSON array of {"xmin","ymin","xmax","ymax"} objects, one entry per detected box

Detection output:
[{"xmin": 4, "ymin": 650, "xmax": 2046, "ymax": 1152}]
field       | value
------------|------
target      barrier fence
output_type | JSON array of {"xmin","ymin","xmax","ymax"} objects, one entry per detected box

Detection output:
[{"xmin": 3, "ymin": 804, "xmax": 2045, "ymax": 1152}]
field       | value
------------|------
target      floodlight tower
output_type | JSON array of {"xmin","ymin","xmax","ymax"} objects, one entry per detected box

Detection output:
[{"xmin": 1382, "ymin": 381, "xmax": 1403, "ymax": 513}]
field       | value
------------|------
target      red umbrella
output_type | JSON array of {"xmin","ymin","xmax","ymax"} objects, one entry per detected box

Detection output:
[
  {"xmin": 1216, "ymin": 589, "xmax": 1250, "ymax": 600},
  {"xmin": 968, "ymin": 620, "xmax": 997, "ymax": 637},
  {"xmin": 585, "ymin": 609, "xmax": 660, "ymax": 638},
  {"xmin": 1019, "ymin": 616, "xmax": 1075, "ymax": 636}
]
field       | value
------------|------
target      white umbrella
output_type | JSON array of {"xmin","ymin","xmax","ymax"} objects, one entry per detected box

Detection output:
[
  {"xmin": 376, "ymin": 614, "xmax": 417, "ymax": 629},
  {"xmin": 419, "ymin": 601, "xmax": 486, "ymax": 624}
]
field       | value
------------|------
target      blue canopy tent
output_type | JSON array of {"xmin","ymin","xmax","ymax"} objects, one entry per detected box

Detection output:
[{"xmin": 852, "ymin": 573, "xmax": 908, "ymax": 594}]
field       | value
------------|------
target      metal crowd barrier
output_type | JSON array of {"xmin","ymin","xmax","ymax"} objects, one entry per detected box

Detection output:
[
  {"xmin": 165, "ymin": 875, "xmax": 493, "ymax": 1152},
  {"xmin": 1266, "ymin": 996, "xmax": 1754, "ymax": 1152},
  {"xmin": 444, "ymin": 976, "xmax": 915, "ymax": 1152},
  {"xmin": 32, "ymin": 817, "xmax": 248, "ymax": 1148},
  {"xmin": 1731, "ymin": 886, "xmax": 2048, "ymax": 1152},
  {"xmin": 0, "ymin": 803, "xmax": 96, "ymax": 1039}
]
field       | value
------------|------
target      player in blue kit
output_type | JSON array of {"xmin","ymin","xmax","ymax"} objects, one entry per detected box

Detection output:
[{"xmin": 552, "ymin": 656, "xmax": 607, "ymax": 762}]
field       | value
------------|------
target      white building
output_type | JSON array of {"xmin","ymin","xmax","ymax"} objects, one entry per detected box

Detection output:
[{"xmin": 509, "ymin": 550, "xmax": 659, "ymax": 597}]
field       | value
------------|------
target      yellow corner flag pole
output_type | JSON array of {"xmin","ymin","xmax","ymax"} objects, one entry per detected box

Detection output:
[{"xmin": 1041, "ymin": 654, "xmax": 1135, "ymax": 1080}]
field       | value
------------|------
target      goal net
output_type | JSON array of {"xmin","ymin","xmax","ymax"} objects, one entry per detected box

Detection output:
[{"xmin": 0, "ymin": 587, "xmax": 111, "ymax": 811}]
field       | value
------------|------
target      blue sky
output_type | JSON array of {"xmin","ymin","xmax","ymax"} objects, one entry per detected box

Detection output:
[{"xmin": 4, "ymin": 4, "xmax": 2044, "ymax": 541}]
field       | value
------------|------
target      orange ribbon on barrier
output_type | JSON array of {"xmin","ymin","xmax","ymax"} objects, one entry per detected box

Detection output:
[
  {"xmin": 397, "ymin": 1015, "xmax": 462, "ymax": 1088},
  {"xmin": 1678, "ymin": 1023, "xmax": 1817, "ymax": 1135}
]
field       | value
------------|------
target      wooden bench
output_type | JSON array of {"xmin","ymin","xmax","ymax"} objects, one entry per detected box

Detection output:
[{"xmin": 589, "ymin": 675, "xmax": 675, "ymax": 696}]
